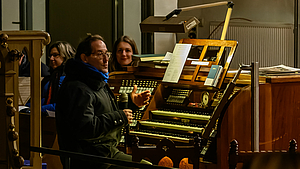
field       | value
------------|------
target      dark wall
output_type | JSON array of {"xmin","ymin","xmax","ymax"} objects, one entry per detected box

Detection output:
[{"xmin": 47, "ymin": 0, "xmax": 114, "ymax": 53}]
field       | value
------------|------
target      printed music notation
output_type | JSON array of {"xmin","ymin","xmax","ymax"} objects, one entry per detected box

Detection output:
[{"xmin": 162, "ymin": 44, "xmax": 192, "ymax": 83}]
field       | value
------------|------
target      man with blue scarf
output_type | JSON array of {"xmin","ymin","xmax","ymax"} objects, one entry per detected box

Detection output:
[{"xmin": 55, "ymin": 35, "xmax": 151, "ymax": 169}]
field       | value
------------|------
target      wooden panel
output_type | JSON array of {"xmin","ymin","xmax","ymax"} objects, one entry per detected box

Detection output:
[
  {"xmin": 219, "ymin": 76, "xmax": 300, "ymax": 168},
  {"xmin": 270, "ymin": 82, "xmax": 300, "ymax": 149}
]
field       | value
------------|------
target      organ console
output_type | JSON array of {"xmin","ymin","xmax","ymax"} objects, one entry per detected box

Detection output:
[
  {"xmin": 109, "ymin": 38, "xmax": 239, "ymax": 167},
  {"xmin": 110, "ymin": 38, "xmax": 300, "ymax": 168}
]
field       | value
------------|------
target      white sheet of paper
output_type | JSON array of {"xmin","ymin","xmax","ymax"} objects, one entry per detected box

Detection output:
[
  {"xmin": 163, "ymin": 52, "xmax": 173, "ymax": 61},
  {"xmin": 191, "ymin": 61, "xmax": 210, "ymax": 65},
  {"xmin": 19, "ymin": 106, "xmax": 29, "ymax": 112},
  {"xmin": 162, "ymin": 44, "xmax": 192, "ymax": 83},
  {"xmin": 46, "ymin": 110, "xmax": 56, "ymax": 117}
]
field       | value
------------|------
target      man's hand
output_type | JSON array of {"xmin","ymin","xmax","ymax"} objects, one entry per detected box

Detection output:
[
  {"xmin": 130, "ymin": 85, "xmax": 151, "ymax": 107},
  {"xmin": 123, "ymin": 109, "xmax": 133, "ymax": 124}
]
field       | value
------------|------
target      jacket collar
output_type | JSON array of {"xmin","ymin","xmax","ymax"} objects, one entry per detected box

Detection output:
[{"xmin": 64, "ymin": 59, "xmax": 107, "ymax": 90}]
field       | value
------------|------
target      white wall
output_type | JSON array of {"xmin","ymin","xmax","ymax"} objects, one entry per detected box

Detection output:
[
  {"xmin": 1, "ymin": 0, "xmax": 46, "ymax": 31},
  {"xmin": 175, "ymin": 0, "xmax": 297, "ymax": 67},
  {"xmin": 178, "ymin": 0, "xmax": 294, "ymax": 39},
  {"xmin": 32, "ymin": 0, "xmax": 46, "ymax": 31},
  {"xmin": 124, "ymin": 0, "xmax": 178, "ymax": 54},
  {"xmin": 154, "ymin": 0, "xmax": 177, "ymax": 54},
  {"xmin": 2, "ymin": 0, "xmax": 46, "ymax": 63},
  {"xmin": 32, "ymin": 0, "xmax": 46, "ymax": 63},
  {"xmin": 124, "ymin": 0, "xmax": 141, "ymax": 54},
  {"xmin": 2, "ymin": 0, "xmax": 19, "ymax": 30}
]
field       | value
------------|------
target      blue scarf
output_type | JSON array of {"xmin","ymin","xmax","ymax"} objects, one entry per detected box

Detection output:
[{"xmin": 81, "ymin": 61, "xmax": 109, "ymax": 83}]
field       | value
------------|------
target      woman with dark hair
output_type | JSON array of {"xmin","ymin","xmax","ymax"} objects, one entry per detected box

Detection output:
[
  {"xmin": 109, "ymin": 35, "xmax": 140, "ymax": 72},
  {"xmin": 40, "ymin": 41, "xmax": 76, "ymax": 114}
]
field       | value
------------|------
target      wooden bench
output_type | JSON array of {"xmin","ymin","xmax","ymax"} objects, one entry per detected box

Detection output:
[{"xmin": 228, "ymin": 139, "xmax": 298, "ymax": 169}]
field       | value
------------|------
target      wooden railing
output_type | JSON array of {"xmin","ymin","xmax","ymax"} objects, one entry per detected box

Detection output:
[{"xmin": 30, "ymin": 146, "xmax": 174, "ymax": 169}]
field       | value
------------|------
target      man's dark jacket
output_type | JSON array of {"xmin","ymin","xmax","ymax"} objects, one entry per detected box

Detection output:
[{"xmin": 55, "ymin": 59, "xmax": 129, "ymax": 168}]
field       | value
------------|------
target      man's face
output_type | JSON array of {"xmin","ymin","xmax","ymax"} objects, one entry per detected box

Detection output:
[{"xmin": 84, "ymin": 40, "xmax": 109, "ymax": 73}]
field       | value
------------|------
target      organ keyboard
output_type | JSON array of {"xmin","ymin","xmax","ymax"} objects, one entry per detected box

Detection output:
[
  {"xmin": 129, "ymin": 83, "xmax": 220, "ymax": 147},
  {"xmin": 139, "ymin": 119, "xmax": 204, "ymax": 132},
  {"xmin": 108, "ymin": 76, "xmax": 160, "ymax": 122},
  {"xmin": 118, "ymin": 79, "xmax": 157, "ymax": 94},
  {"xmin": 108, "ymin": 74, "xmax": 162, "ymax": 149},
  {"xmin": 130, "ymin": 130, "xmax": 191, "ymax": 143},
  {"xmin": 151, "ymin": 109, "xmax": 211, "ymax": 121}
]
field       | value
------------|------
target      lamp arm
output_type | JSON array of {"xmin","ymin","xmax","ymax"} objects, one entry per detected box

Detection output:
[
  {"xmin": 164, "ymin": 1, "xmax": 234, "ymax": 21},
  {"xmin": 181, "ymin": 1, "xmax": 233, "ymax": 12}
]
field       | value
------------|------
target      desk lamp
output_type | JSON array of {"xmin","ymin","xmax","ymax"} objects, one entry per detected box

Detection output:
[{"xmin": 140, "ymin": 1, "xmax": 234, "ymax": 40}]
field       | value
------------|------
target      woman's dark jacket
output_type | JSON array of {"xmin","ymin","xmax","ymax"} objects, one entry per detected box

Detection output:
[
  {"xmin": 25, "ymin": 64, "xmax": 65, "ymax": 114},
  {"xmin": 55, "ymin": 59, "xmax": 130, "ymax": 160},
  {"xmin": 40, "ymin": 65, "xmax": 65, "ymax": 113}
]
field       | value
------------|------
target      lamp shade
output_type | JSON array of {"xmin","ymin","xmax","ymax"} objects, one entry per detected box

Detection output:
[{"xmin": 140, "ymin": 16, "xmax": 200, "ymax": 33}]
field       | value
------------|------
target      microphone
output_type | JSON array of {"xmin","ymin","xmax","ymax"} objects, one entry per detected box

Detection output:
[{"xmin": 119, "ymin": 93, "xmax": 128, "ymax": 109}]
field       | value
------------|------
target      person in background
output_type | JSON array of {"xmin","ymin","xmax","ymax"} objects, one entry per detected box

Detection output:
[
  {"xmin": 41, "ymin": 41, "xmax": 76, "ymax": 114},
  {"xmin": 19, "ymin": 48, "xmax": 50, "ymax": 77},
  {"xmin": 55, "ymin": 34, "xmax": 151, "ymax": 168},
  {"xmin": 25, "ymin": 41, "xmax": 76, "ymax": 115},
  {"xmin": 108, "ymin": 35, "xmax": 140, "ymax": 72}
]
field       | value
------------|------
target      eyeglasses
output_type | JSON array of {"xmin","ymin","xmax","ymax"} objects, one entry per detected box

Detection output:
[
  {"xmin": 48, "ymin": 53, "xmax": 60, "ymax": 59},
  {"xmin": 91, "ymin": 51, "xmax": 111, "ymax": 59}
]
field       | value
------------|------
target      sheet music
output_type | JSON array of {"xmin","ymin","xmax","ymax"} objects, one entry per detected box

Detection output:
[
  {"xmin": 162, "ymin": 44, "xmax": 192, "ymax": 83},
  {"xmin": 46, "ymin": 110, "xmax": 56, "ymax": 117},
  {"xmin": 18, "ymin": 77, "xmax": 31, "ymax": 106},
  {"xmin": 163, "ymin": 52, "xmax": 172, "ymax": 61}
]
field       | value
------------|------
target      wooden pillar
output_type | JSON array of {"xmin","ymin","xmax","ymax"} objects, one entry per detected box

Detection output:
[
  {"xmin": 0, "ymin": 31, "xmax": 50, "ymax": 169},
  {"xmin": 0, "ymin": 33, "xmax": 24, "ymax": 169}
]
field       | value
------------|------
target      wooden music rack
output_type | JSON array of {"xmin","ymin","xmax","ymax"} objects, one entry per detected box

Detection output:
[{"xmin": 178, "ymin": 38, "xmax": 238, "ymax": 89}]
